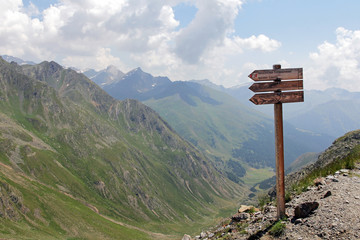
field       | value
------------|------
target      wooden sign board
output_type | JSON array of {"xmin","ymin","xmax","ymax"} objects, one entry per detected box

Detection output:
[
  {"xmin": 249, "ymin": 80, "xmax": 303, "ymax": 93},
  {"xmin": 248, "ymin": 68, "xmax": 303, "ymax": 81},
  {"xmin": 249, "ymin": 91, "xmax": 304, "ymax": 105}
]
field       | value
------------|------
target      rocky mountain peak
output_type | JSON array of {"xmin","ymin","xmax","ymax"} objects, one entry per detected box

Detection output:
[{"xmin": 105, "ymin": 65, "xmax": 123, "ymax": 76}]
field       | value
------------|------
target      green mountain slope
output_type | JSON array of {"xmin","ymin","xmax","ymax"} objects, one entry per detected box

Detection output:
[
  {"xmin": 143, "ymin": 82, "xmax": 329, "ymax": 172},
  {"xmin": 0, "ymin": 58, "xmax": 244, "ymax": 238}
]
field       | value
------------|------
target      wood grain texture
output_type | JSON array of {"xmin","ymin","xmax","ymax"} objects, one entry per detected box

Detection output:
[
  {"xmin": 248, "ymin": 68, "xmax": 303, "ymax": 81},
  {"xmin": 249, "ymin": 80, "xmax": 303, "ymax": 92},
  {"xmin": 249, "ymin": 91, "xmax": 304, "ymax": 105}
]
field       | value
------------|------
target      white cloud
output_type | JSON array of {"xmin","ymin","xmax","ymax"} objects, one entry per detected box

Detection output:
[
  {"xmin": 307, "ymin": 27, "xmax": 360, "ymax": 91},
  {"xmin": 232, "ymin": 35, "xmax": 281, "ymax": 52},
  {"xmin": 0, "ymin": 0, "xmax": 283, "ymax": 88},
  {"xmin": 62, "ymin": 48, "xmax": 126, "ymax": 70},
  {"xmin": 174, "ymin": 0, "xmax": 243, "ymax": 64}
]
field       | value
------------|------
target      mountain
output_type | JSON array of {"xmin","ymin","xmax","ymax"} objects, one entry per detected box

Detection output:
[
  {"xmin": 96, "ymin": 67, "xmax": 331, "ymax": 187},
  {"xmin": 0, "ymin": 58, "xmax": 244, "ymax": 239},
  {"xmin": 286, "ymin": 152, "xmax": 320, "ymax": 173},
  {"xmin": 1, "ymin": 55, "xmax": 37, "ymax": 65},
  {"xmin": 287, "ymin": 99, "xmax": 360, "ymax": 138},
  {"xmin": 104, "ymin": 68, "xmax": 172, "ymax": 100},
  {"xmin": 83, "ymin": 65, "xmax": 125, "ymax": 87}
]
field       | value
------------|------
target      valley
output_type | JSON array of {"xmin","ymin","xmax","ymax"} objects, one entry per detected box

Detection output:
[
  {"xmin": 0, "ymin": 58, "xmax": 244, "ymax": 239},
  {"xmin": 1, "ymin": 56, "xmax": 360, "ymax": 239}
]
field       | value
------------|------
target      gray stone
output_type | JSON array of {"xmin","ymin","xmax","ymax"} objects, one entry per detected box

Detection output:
[
  {"xmin": 200, "ymin": 231, "xmax": 207, "ymax": 238},
  {"xmin": 231, "ymin": 212, "xmax": 250, "ymax": 221},
  {"xmin": 323, "ymin": 191, "xmax": 332, "ymax": 198},
  {"xmin": 294, "ymin": 202, "xmax": 319, "ymax": 219}
]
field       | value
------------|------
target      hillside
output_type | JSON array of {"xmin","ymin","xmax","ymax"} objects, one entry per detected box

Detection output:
[
  {"xmin": 0, "ymin": 58, "xmax": 245, "ymax": 239},
  {"xmin": 92, "ymin": 66, "xmax": 330, "ymax": 186},
  {"xmin": 185, "ymin": 130, "xmax": 360, "ymax": 239}
]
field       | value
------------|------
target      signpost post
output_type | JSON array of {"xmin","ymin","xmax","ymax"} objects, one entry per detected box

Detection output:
[{"xmin": 249, "ymin": 64, "xmax": 304, "ymax": 219}]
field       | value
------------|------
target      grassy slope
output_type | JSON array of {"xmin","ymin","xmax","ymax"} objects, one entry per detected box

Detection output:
[
  {"xmin": 144, "ymin": 86, "xmax": 273, "ymax": 168},
  {"xmin": 144, "ymin": 84, "xmax": 325, "ymax": 175},
  {"xmin": 0, "ymin": 59, "xmax": 244, "ymax": 239}
]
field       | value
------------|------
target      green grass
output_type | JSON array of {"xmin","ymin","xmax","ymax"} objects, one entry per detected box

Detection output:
[
  {"xmin": 268, "ymin": 220, "xmax": 286, "ymax": 237},
  {"xmin": 242, "ymin": 167, "xmax": 274, "ymax": 186},
  {"xmin": 0, "ymin": 168, "xmax": 152, "ymax": 240}
]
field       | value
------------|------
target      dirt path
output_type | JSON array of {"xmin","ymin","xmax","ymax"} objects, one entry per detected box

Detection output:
[
  {"xmin": 99, "ymin": 214, "xmax": 179, "ymax": 240},
  {"xmin": 280, "ymin": 164, "xmax": 360, "ymax": 239},
  {"xmin": 191, "ymin": 163, "xmax": 360, "ymax": 240}
]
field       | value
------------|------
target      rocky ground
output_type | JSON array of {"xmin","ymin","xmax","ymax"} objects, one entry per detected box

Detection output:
[{"xmin": 183, "ymin": 163, "xmax": 360, "ymax": 240}]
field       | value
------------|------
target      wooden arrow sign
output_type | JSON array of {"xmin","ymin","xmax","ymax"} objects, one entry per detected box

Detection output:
[
  {"xmin": 249, "ymin": 91, "xmax": 304, "ymax": 105},
  {"xmin": 248, "ymin": 68, "xmax": 303, "ymax": 81},
  {"xmin": 249, "ymin": 80, "xmax": 303, "ymax": 92}
]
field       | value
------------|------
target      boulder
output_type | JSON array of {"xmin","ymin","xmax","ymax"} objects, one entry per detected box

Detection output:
[
  {"xmin": 238, "ymin": 205, "xmax": 259, "ymax": 213},
  {"xmin": 322, "ymin": 191, "xmax": 332, "ymax": 199},
  {"xmin": 294, "ymin": 202, "xmax": 319, "ymax": 219}
]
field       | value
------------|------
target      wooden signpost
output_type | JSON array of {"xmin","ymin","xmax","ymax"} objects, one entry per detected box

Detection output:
[{"xmin": 249, "ymin": 64, "xmax": 304, "ymax": 219}]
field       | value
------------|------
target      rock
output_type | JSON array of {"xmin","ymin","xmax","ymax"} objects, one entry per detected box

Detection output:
[
  {"xmin": 340, "ymin": 169, "xmax": 350, "ymax": 173},
  {"xmin": 232, "ymin": 212, "xmax": 250, "ymax": 221},
  {"xmin": 314, "ymin": 177, "xmax": 326, "ymax": 186},
  {"xmin": 323, "ymin": 191, "xmax": 332, "ymax": 198},
  {"xmin": 238, "ymin": 204, "xmax": 258, "ymax": 213},
  {"xmin": 264, "ymin": 205, "xmax": 276, "ymax": 213},
  {"xmin": 208, "ymin": 233, "xmax": 214, "ymax": 238},
  {"xmin": 182, "ymin": 234, "xmax": 192, "ymax": 240},
  {"xmin": 326, "ymin": 175, "xmax": 335, "ymax": 180},
  {"xmin": 294, "ymin": 202, "xmax": 319, "ymax": 219},
  {"xmin": 200, "ymin": 231, "xmax": 207, "ymax": 238}
]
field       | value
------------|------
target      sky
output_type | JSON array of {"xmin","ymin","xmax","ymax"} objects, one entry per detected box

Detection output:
[{"xmin": 1, "ymin": 0, "xmax": 360, "ymax": 91}]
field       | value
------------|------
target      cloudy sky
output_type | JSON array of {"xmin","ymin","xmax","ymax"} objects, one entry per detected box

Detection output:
[{"xmin": 1, "ymin": 0, "xmax": 360, "ymax": 91}]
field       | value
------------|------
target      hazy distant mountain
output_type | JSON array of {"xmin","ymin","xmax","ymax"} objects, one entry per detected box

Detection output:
[
  {"xmin": 83, "ymin": 65, "xmax": 125, "ymax": 87},
  {"xmin": 1, "ymin": 54, "xmax": 37, "ymax": 65},
  {"xmin": 287, "ymin": 99, "xmax": 360, "ymax": 138},
  {"xmin": 102, "ymin": 67, "xmax": 172, "ymax": 100},
  {"xmin": 195, "ymin": 82, "xmax": 360, "ymax": 139}
]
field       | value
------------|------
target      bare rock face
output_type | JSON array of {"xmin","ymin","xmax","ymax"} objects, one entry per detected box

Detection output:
[{"xmin": 294, "ymin": 202, "xmax": 319, "ymax": 219}]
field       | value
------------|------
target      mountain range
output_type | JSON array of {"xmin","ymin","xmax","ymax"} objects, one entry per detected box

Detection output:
[
  {"xmin": 84, "ymin": 66, "xmax": 332, "ymax": 188},
  {"xmin": 0, "ymin": 57, "xmax": 245, "ymax": 239},
  {"xmin": 218, "ymin": 83, "xmax": 360, "ymax": 139}
]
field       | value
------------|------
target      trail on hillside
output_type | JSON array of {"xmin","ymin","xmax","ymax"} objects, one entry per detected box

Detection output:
[
  {"xmin": 279, "ymin": 164, "xmax": 360, "ymax": 239},
  {"xmin": 189, "ymin": 163, "xmax": 360, "ymax": 240}
]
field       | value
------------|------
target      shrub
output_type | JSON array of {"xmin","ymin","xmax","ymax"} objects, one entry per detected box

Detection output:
[{"xmin": 269, "ymin": 220, "xmax": 286, "ymax": 237}]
